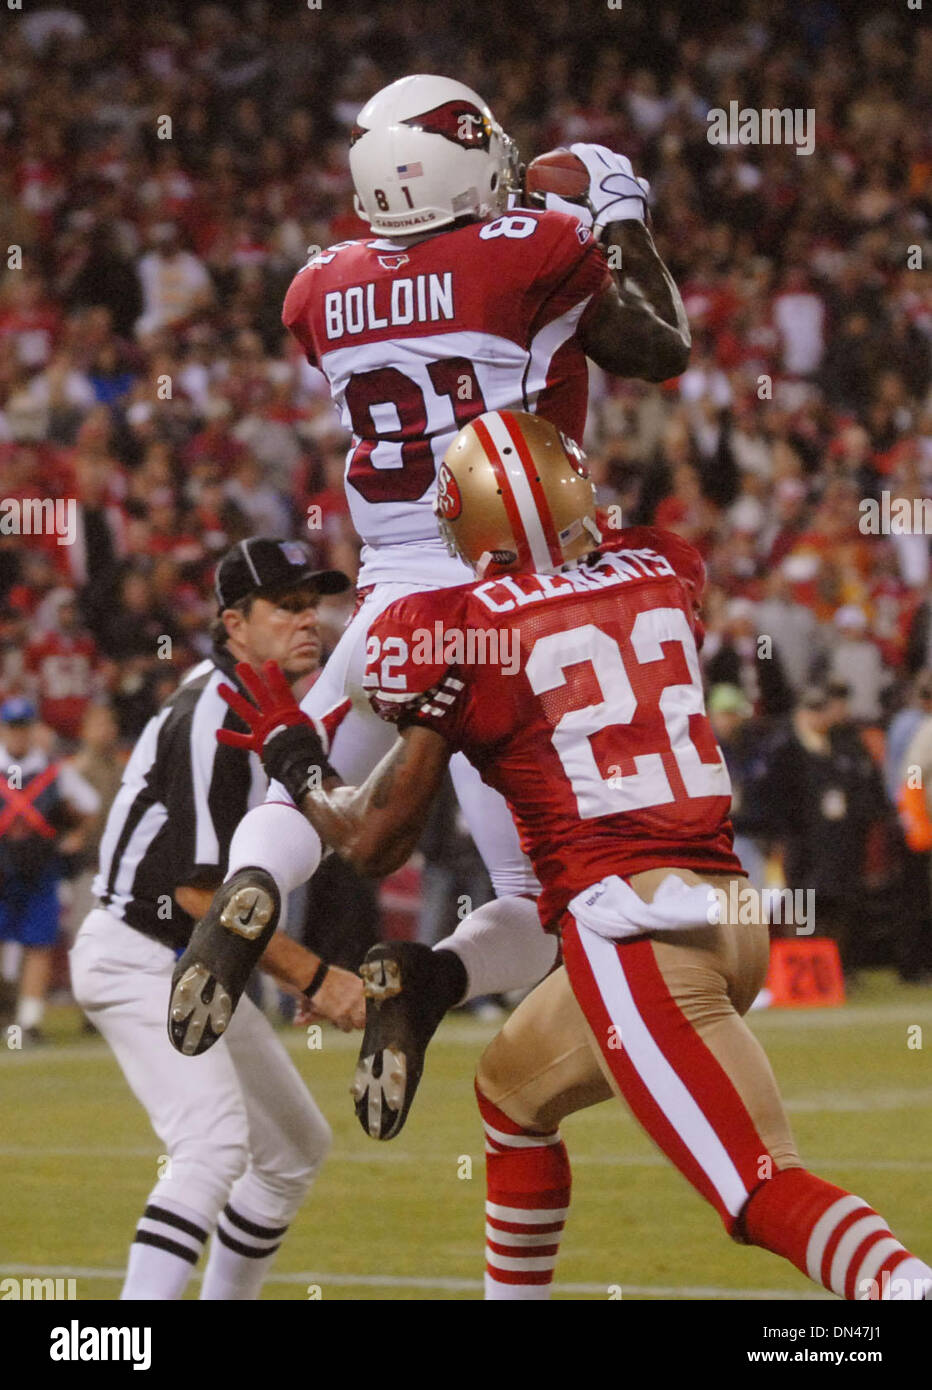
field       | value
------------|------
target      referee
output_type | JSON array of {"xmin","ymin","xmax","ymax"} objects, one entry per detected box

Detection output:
[{"xmin": 70, "ymin": 538, "xmax": 364, "ymax": 1301}]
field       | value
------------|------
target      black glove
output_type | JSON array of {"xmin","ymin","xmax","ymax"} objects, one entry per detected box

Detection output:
[{"xmin": 262, "ymin": 722, "xmax": 338, "ymax": 804}]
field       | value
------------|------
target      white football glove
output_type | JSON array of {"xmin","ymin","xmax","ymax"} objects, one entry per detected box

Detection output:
[{"xmin": 568, "ymin": 143, "xmax": 650, "ymax": 237}]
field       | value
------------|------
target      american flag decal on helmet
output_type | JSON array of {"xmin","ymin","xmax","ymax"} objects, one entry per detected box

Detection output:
[{"xmin": 396, "ymin": 162, "xmax": 424, "ymax": 178}]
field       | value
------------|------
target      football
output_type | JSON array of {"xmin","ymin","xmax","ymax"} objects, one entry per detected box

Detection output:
[{"xmin": 524, "ymin": 148, "xmax": 590, "ymax": 201}]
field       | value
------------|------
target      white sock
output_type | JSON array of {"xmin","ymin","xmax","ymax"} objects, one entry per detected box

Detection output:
[
  {"xmin": 226, "ymin": 802, "xmax": 322, "ymax": 901},
  {"xmin": 200, "ymin": 1200, "xmax": 288, "ymax": 1300},
  {"xmin": 16, "ymin": 996, "xmax": 44, "ymax": 1030},
  {"xmin": 121, "ymin": 1197, "xmax": 210, "ymax": 1300},
  {"xmin": 1, "ymin": 942, "xmax": 22, "ymax": 984},
  {"xmin": 440, "ymin": 896, "xmax": 557, "ymax": 1002}
]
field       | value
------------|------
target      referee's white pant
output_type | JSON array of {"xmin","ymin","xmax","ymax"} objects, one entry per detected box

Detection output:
[{"xmin": 70, "ymin": 908, "xmax": 332, "ymax": 1233}]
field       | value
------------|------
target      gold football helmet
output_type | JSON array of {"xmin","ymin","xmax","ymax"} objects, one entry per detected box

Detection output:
[{"xmin": 435, "ymin": 410, "xmax": 601, "ymax": 578}]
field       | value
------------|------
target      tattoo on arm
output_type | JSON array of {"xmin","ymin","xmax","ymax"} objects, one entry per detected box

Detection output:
[
  {"xmin": 299, "ymin": 725, "xmax": 449, "ymax": 876},
  {"xmin": 370, "ymin": 737, "xmax": 411, "ymax": 811}
]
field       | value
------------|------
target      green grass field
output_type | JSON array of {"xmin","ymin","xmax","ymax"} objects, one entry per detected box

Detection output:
[{"xmin": 1, "ymin": 971, "xmax": 930, "ymax": 1301}]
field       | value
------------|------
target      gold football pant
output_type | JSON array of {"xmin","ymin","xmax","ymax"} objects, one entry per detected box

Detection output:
[{"xmin": 476, "ymin": 869, "xmax": 801, "ymax": 1236}]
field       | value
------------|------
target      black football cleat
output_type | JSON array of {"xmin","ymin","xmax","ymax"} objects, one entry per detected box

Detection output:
[
  {"xmin": 168, "ymin": 868, "xmax": 280, "ymax": 1057},
  {"xmin": 352, "ymin": 941, "xmax": 455, "ymax": 1140}
]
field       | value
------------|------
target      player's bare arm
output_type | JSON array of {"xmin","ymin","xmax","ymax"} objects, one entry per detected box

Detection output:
[
  {"xmin": 578, "ymin": 219, "xmax": 691, "ymax": 382},
  {"xmin": 297, "ymin": 725, "xmax": 450, "ymax": 878},
  {"xmin": 214, "ymin": 658, "xmax": 451, "ymax": 881},
  {"xmin": 174, "ymin": 876, "xmax": 364, "ymax": 1031},
  {"xmin": 528, "ymin": 143, "xmax": 690, "ymax": 381}
]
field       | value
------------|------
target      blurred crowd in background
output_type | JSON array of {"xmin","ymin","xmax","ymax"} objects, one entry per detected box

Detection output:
[{"xmin": 0, "ymin": 0, "xmax": 930, "ymax": 1019}]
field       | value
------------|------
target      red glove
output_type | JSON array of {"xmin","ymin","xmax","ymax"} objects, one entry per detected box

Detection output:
[
  {"xmin": 217, "ymin": 662, "xmax": 350, "ymax": 800},
  {"xmin": 218, "ymin": 661, "xmax": 311, "ymax": 753}
]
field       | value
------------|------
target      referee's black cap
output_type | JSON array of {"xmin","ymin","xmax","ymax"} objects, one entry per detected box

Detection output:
[{"xmin": 215, "ymin": 538, "xmax": 350, "ymax": 610}]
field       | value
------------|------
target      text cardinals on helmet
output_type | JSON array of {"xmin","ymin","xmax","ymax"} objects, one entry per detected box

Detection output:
[
  {"xmin": 435, "ymin": 409, "xmax": 602, "ymax": 579},
  {"xmin": 349, "ymin": 74, "xmax": 521, "ymax": 235}
]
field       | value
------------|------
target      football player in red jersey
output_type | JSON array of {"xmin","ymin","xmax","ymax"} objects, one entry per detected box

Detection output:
[
  {"xmin": 168, "ymin": 73, "xmax": 692, "ymax": 1059},
  {"xmin": 219, "ymin": 410, "xmax": 932, "ymax": 1302}
]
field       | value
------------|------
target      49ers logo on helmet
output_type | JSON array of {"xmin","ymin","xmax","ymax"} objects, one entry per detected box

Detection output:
[{"xmin": 436, "ymin": 463, "xmax": 462, "ymax": 519}]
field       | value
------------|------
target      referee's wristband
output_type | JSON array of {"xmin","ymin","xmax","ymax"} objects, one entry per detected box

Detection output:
[{"xmin": 303, "ymin": 960, "xmax": 330, "ymax": 999}]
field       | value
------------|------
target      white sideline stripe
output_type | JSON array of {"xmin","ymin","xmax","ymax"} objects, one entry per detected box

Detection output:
[
  {"xmin": 1, "ymin": 1146, "xmax": 930, "ymax": 1175},
  {"xmin": 783, "ymin": 1088, "xmax": 932, "ymax": 1114},
  {"xmin": 805, "ymin": 1195, "xmax": 863, "ymax": 1281},
  {"xmin": 747, "ymin": 1002, "xmax": 930, "ymax": 1030},
  {"xmin": 0, "ymin": 999, "xmax": 926, "ymax": 1066},
  {"xmin": 486, "ymin": 1201, "xmax": 569, "ymax": 1224},
  {"xmin": 578, "ymin": 923, "xmax": 749, "ymax": 1217},
  {"xmin": 0, "ymin": 1264, "xmax": 832, "ymax": 1299},
  {"xmin": 481, "ymin": 410, "xmax": 553, "ymax": 573}
]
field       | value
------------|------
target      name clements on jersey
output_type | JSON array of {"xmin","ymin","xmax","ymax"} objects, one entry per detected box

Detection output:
[
  {"xmin": 473, "ymin": 547, "xmax": 678, "ymax": 613},
  {"xmin": 368, "ymin": 548, "xmax": 682, "ymax": 685},
  {"xmin": 324, "ymin": 272, "xmax": 454, "ymax": 338}
]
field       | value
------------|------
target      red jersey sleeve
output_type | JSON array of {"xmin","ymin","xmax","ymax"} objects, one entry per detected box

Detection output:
[
  {"xmin": 282, "ymin": 263, "xmax": 319, "ymax": 367},
  {"xmin": 528, "ymin": 211, "xmax": 612, "ymax": 335},
  {"xmin": 363, "ymin": 589, "xmax": 472, "ymax": 745}
]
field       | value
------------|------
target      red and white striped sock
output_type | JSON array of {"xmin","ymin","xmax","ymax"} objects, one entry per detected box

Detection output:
[
  {"xmin": 477, "ymin": 1086, "xmax": 570, "ymax": 1301},
  {"xmin": 743, "ymin": 1167, "xmax": 932, "ymax": 1300}
]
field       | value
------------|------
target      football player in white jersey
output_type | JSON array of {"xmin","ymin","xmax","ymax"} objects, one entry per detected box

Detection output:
[{"xmin": 168, "ymin": 75, "xmax": 692, "ymax": 1131}]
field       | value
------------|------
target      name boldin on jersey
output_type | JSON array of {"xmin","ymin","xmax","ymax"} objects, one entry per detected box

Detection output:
[{"xmin": 324, "ymin": 273, "xmax": 454, "ymax": 339}]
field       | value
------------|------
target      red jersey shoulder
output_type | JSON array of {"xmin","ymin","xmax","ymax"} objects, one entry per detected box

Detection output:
[
  {"xmin": 283, "ymin": 213, "xmax": 610, "ymax": 365},
  {"xmin": 363, "ymin": 586, "xmax": 475, "ymax": 729},
  {"xmin": 599, "ymin": 525, "xmax": 707, "ymax": 601},
  {"xmin": 466, "ymin": 207, "xmax": 601, "ymax": 266},
  {"xmin": 448, "ymin": 208, "xmax": 610, "ymax": 343},
  {"xmin": 282, "ymin": 240, "xmax": 369, "ymax": 357},
  {"xmin": 476, "ymin": 208, "xmax": 610, "ymax": 305}
]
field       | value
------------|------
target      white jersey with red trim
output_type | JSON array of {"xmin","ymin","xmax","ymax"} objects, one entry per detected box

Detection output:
[{"xmin": 283, "ymin": 210, "xmax": 610, "ymax": 586}]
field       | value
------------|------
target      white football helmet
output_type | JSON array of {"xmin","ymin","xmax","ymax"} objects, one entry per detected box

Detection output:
[{"xmin": 349, "ymin": 74, "xmax": 520, "ymax": 236}]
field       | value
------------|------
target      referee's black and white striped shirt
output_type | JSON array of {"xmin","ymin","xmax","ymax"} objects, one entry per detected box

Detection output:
[{"xmin": 93, "ymin": 645, "xmax": 266, "ymax": 950}]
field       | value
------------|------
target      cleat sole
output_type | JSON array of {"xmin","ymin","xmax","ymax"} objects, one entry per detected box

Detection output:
[
  {"xmin": 168, "ymin": 964, "xmax": 233, "ymax": 1056},
  {"xmin": 166, "ymin": 868, "xmax": 280, "ymax": 1056},
  {"xmin": 351, "ymin": 942, "xmax": 448, "ymax": 1141}
]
